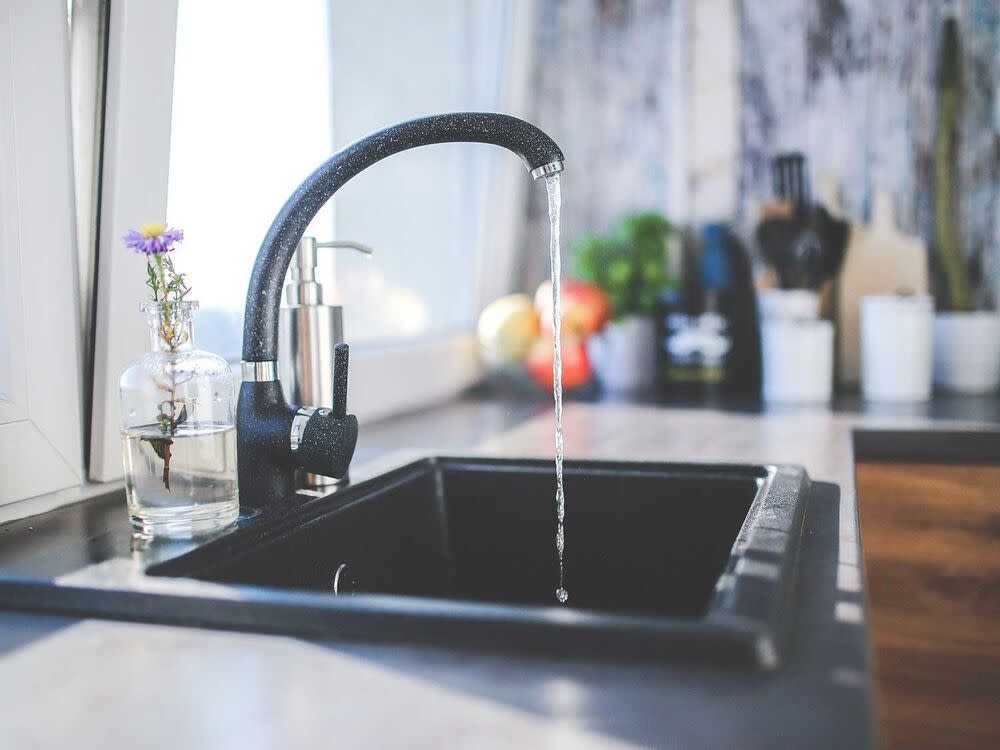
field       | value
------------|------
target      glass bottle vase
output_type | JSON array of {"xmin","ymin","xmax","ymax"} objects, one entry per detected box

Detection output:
[{"xmin": 119, "ymin": 301, "xmax": 239, "ymax": 538}]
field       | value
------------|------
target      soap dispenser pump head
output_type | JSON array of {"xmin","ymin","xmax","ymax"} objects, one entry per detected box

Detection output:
[{"xmin": 285, "ymin": 236, "xmax": 374, "ymax": 306}]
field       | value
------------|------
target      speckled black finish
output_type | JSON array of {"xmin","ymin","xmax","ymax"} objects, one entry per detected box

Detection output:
[
  {"xmin": 297, "ymin": 412, "xmax": 358, "ymax": 479},
  {"xmin": 236, "ymin": 381, "xmax": 358, "ymax": 507},
  {"xmin": 241, "ymin": 112, "xmax": 564, "ymax": 362},
  {"xmin": 237, "ymin": 381, "xmax": 298, "ymax": 504},
  {"xmin": 332, "ymin": 342, "xmax": 349, "ymax": 419}
]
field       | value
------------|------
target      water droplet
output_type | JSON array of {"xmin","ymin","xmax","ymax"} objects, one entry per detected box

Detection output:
[
  {"xmin": 128, "ymin": 409, "xmax": 136, "ymax": 418},
  {"xmin": 556, "ymin": 587, "xmax": 568, "ymax": 604},
  {"xmin": 213, "ymin": 392, "xmax": 222, "ymax": 402}
]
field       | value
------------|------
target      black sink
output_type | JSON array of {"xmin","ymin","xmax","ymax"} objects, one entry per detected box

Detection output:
[{"xmin": 143, "ymin": 457, "xmax": 810, "ymax": 667}]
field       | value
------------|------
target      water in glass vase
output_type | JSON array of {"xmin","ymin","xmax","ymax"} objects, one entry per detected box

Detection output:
[{"xmin": 122, "ymin": 422, "xmax": 239, "ymax": 538}]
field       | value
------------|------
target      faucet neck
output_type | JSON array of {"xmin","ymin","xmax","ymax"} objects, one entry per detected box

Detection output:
[
  {"xmin": 236, "ymin": 113, "xmax": 562, "ymax": 508},
  {"xmin": 241, "ymin": 112, "xmax": 563, "ymax": 364}
]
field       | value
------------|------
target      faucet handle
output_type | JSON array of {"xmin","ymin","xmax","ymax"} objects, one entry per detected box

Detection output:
[
  {"xmin": 332, "ymin": 342, "xmax": 349, "ymax": 418},
  {"xmin": 285, "ymin": 342, "xmax": 355, "ymax": 481}
]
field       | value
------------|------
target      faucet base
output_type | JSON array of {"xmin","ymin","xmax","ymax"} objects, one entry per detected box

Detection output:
[{"xmin": 237, "ymin": 381, "xmax": 357, "ymax": 508}]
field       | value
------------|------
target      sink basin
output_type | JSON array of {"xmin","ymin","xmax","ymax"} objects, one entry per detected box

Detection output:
[{"xmin": 144, "ymin": 457, "xmax": 810, "ymax": 667}]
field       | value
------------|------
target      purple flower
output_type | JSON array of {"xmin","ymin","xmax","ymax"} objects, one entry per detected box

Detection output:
[{"xmin": 123, "ymin": 223, "xmax": 184, "ymax": 255}]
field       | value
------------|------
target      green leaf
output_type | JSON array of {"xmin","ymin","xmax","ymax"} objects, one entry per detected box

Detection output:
[
  {"xmin": 606, "ymin": 257, "xmax": 631, "ymax": 287},
  {"xmin": 570, "ymin": 211, "xmax": 675, "ymax": 317}
]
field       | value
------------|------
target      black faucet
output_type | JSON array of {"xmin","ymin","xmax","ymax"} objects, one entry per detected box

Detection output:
[{"xmin": 238, "ymin": 112, "xmax": 565, "ymax": 506}]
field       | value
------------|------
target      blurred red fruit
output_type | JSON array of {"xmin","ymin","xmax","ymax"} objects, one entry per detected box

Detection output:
[
  {"xmin": 534, "ymin": 279, "xmax": 611, "ymax": 338},
  {"xmin": 525, "ymin": 335, "xmax": 592, "ymax": 390}
]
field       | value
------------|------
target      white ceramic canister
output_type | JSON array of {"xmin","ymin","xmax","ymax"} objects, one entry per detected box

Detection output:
[
  {"xmin": 761, "ymin": 319, "xmax": 834, "ymax": 404},
  {"xmin": 758, "ymin": 289, "xmax": 821, "ymax": 321},
  {"xmin": 860, "ymin": 294, "xmax": 933, "ymax": 403}
]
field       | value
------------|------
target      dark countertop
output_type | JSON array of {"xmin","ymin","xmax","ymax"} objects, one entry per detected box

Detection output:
[
  {"xmin": 474, "ymin": 375, "xmax": 1000, "ymax": 424},
  {"xmin": 0, "ymin": 393, "xmax": 997, "ymax": 748}
]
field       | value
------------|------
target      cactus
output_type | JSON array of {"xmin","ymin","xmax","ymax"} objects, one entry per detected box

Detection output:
[{"xmin": 934, "ymin": 17, "xmax": 973, "ymax": 311}]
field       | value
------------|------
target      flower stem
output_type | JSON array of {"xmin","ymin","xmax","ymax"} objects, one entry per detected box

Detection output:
[
  {"xmin": 155, "ymin": 254, "xmax": 170, "ymax": 311},
  {"xmin": 151, "ymin": 253, "xmax": 179, "ymax": 490}
]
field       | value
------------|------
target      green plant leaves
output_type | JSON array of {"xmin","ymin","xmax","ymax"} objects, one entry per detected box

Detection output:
[{"xmin": 573, "ymin": 212, "xmax": 675, "ymax": 319}]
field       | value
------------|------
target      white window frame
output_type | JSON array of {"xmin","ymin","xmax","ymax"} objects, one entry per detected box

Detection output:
[
  {"xmin": 88, "ymin": 0, "xmax": 179, "ymax": 481},
  {"xmin": 88, "ymin": 0, "xmax": 536, "ymax": 480},
  {"xmin": 0, "ymin": 1, "xmax": 85, "ymax": 504}
]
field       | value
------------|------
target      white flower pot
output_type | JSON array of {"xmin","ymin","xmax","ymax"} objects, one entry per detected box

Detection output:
[
  {"xmin": 587, "ymin": 316, "xmax": 656, "ymax": 393},
  {"xmin": 933, "ymin": 312, "xmax": 1000, "ymax": 394}
]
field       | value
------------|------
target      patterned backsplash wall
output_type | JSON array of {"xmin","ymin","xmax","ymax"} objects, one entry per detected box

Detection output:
[
  {"xmin": 522, "ymin": 0, "xmax": 684, "ymax": 290},
  {"xmin": 740, "ymin": 0, "xmax": 998, "ymax": 306},
  {"xmin": 522, "ymin": 0, "xmax": 998, "ymax": 305}
]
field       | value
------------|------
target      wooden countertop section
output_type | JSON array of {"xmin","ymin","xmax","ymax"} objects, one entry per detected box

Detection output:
[{"xmin": 857, "ymin": 462, "xmax": 1000, "ymax": 750}]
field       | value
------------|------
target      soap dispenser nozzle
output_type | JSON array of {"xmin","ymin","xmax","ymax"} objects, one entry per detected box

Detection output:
[{"xmin": 286, "ymin": 237, "xmax": 373, "ymax": 306}]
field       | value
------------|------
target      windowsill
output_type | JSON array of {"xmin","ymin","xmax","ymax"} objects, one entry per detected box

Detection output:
[
  {"xmin": 0, "ymin": 392, "xmax": 531, "ymax": 524},
  {"xmin": 0, "ymin": 479, "xmax": 124, "ymax": 526}
]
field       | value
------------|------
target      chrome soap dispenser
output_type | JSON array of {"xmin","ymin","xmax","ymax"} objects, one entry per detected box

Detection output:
[{"xmin": 279, "ymin": 236, "xmax": 372, "ymax": 487}]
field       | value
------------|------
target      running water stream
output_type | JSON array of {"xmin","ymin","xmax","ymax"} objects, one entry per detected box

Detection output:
[{"xmin": 545, "ymin": 174, "xmax": 568, "ymax": 605}]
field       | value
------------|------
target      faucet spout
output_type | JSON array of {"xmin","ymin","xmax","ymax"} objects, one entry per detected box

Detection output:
[{"xmin": 237, "ymin": 112, "xmax": 564, "ymax": 506}]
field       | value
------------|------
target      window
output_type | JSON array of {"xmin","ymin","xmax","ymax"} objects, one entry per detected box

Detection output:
[
  {"xmin": 166, "ymin": 0, "xmax": 335, "ymax": 358},
  {"xmin": 165, "ymin": 0, "xmax": 528, "ymax": 356},
  {"xmin": 88, "ymin": 0, "xmax": 536, "ymax": 479}
]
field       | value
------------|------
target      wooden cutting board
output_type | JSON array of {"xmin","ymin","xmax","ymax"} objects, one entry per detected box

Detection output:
[{"xmin": 835, "ymin": 191, "xmax": 929, "ymax": 385}]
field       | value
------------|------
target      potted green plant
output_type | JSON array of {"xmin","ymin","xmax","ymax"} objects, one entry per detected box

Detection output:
[
  {"xmin": 932, "ymin": 18, "xmax": 1000, "ymax": 394},
  {"xmin": 575, "ymin": 212, "xmax": 675, "ymax": 392}
]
